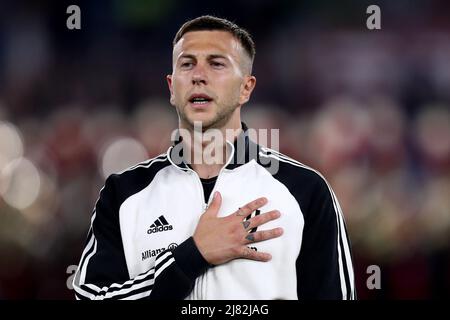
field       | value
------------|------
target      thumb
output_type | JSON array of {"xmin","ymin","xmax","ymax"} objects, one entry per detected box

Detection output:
[{"xmin": 205, "ymin": 191, "xmax": 222, "ymax": 216}]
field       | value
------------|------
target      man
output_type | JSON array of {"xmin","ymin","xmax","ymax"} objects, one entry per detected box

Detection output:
[{"xmin": 73, "ymin": 15, "xmax": 355, "ymax": 300}]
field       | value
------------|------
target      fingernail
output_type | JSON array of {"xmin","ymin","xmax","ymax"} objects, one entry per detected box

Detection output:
[{"xmin": 214, "ymin": 191, "xmax": 218, "ymax": 199}]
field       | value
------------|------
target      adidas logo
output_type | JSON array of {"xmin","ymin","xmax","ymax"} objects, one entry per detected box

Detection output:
[{"xmin": 147, "ymin": 215, "xmax": 173, "ymax": 234}]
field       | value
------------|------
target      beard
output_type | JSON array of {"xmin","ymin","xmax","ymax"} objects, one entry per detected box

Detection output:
[{"xmin": 176, "ymin": 100, "xmax": 239, "ymax": 132}]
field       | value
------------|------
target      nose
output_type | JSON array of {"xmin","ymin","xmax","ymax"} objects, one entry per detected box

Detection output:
[{"xmin": 191, "ymin": 64, "xmax": 207, "ymax": 86}]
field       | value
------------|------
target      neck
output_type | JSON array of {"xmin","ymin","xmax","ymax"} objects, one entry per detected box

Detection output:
[{"xmin": 179, "ymin": 119, "xmax": 242, "ymax": 179}]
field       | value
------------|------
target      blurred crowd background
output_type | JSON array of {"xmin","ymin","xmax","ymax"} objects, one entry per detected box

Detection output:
[{"xmin": 0, "ymin": 0, "xmax": 449, "ymax": 299}]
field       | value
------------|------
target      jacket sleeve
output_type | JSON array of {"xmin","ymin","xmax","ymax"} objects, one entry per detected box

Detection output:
[
  {"xmin": 296, "ymin": 174, "xmax": 356, "ymax": 300},
  {"xmin": 72, "ymin": 175, "xmax": 209, "ymax": 300}
]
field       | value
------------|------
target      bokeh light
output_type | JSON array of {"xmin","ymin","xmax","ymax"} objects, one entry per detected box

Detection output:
[
  {"xmin": 100, "ymin": 137, "xmax": 149, "ymax": 179},
  {"xmin": 0, "ymin": 121, "xmax": 24, "ymax": 172},
  {"xmin": 1, "ymin": 158, "xmax": 41, "ymax": 210}
]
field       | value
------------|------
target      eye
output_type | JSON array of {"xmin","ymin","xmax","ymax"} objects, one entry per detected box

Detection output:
[
  {"xmin": 180, "ymin": 62, "xmax": 193, "ymax": 69},
  {"xmin": 211, "ymin": 61, "xmax": 225, "ymax": 68}
]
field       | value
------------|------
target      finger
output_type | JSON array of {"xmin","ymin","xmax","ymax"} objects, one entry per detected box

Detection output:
[
  {"xmin": 242, "ymin": 210, "xmax": 280, "ymax": 231},
  {"xmin": 243, "ymin": 228, "xmax": 283, "ymax": 245},
  {"xmin": 238, "ymin": 246, "xmax": 272, "ymax": 262},
  {"xmin": 234, "ymin": 197, "xmax": 268, "ymax": 219},
  {"xmin": 205, "ymin": 191, "xmax": 222, "ymax": 216}
]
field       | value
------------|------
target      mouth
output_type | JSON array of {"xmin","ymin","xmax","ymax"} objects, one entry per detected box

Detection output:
[{"xmin": 188, "ymin": 93, "xmax": 214, "ymax": 108}]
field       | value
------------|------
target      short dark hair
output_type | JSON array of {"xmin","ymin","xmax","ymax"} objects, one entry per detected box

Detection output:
[{"xmin": 173, "ymin": 15, "xmax": 255, "ymax": 62}]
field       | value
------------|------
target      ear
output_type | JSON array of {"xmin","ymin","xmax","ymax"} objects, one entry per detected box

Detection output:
[
  {"xmin": 239, "ymin": 75, "xmax": 256, "ymax": 105},
  {"xmin": 166, "ymin": 74, "xmax": 175, "ymax": 106}
]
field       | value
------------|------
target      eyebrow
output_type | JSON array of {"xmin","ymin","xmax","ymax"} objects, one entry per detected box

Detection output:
[
  {"xmin": 178, "ymin": 54, "xmax": 229, "ymax": 61},
  {"xmin": 208, "ymin": 54, "xmax": 228, "ymax": 61}
]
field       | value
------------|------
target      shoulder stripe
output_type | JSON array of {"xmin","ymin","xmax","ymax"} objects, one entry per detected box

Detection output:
[{"xmin": 117, "ymin": 154, "xmax": 168, "ymax": 175}]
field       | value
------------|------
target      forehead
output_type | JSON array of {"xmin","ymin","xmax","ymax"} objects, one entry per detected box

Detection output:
[{"xmin": 173, "ymin": 30, "xmax": 243, "ymax": 60}]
